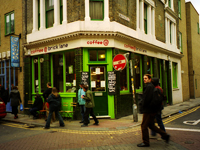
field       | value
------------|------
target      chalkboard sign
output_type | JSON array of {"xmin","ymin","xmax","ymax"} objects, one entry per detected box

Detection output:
[
  {"xmin": 81, "ymin": 72, "xmax": 89, "ymax": 86},
  {"xmin": 108, "ymin": 71, "xmax": 116, "ymax": 95}
]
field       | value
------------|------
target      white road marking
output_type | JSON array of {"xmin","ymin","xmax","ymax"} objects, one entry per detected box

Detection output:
[
  {"xmin": 165, "ymin": 127, "xmax": 200, "ymax": 132},
  {"xmin": 183, "ymin": 119, "xmax": 200, "ymax": 125}
]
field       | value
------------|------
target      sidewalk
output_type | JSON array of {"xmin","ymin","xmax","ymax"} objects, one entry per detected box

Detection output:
[{"xmin": 2, "ymin": 98, "xmax": 200, "ymax": 131}]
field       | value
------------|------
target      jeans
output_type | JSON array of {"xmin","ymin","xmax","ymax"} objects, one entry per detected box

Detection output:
[
  {"xmin": 151, "ymin": 112, "xmax": 166, "ymax": 136},
  {"xmin": 80, "ymin": 105, "xmax": 90, "ymax": 122},
  {"xmin": 29, "ymin": 107, "xmax": 40, "ymax": 117},
  {"xmin": 45, "ymin": 110, "xmax": 65, "ymax": 128}
]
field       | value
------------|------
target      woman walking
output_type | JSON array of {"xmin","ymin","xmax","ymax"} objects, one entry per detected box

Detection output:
[
  {"xmin": 9, "ymin": 86, "xmax": 22, "ymax": 119},
  {"xmin": 44, "ymin": 87, "xmax": 65, "ymax": 129}
]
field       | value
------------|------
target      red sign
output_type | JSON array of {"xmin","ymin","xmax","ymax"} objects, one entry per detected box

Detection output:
[{"xmin": 113, "ymin": 54, "xmax": 127, "ymax": 71}]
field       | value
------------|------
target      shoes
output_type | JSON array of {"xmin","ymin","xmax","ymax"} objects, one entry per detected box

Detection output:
[
  {"xmin": 137, "ymin": 143, "xmax": 150, "ymax": 147},
  {"xmin": 93, "ymin": 123, "xmax": 99, "ymax": 125},
  {"xmin": 43, "ymin": 127, "xmax": 50, "ymax": 129},
  {"xmin": 79, "ymin": 121, "xmax": 84, "ymax": 123},
  {"xmin": 81, "ymin": 124, "xmax": 88, "ymax": 127},
  {"xmin": 165, "ymin": 134, "xmax": 170, "ymax": 143},
  {"xmin": 14, "ymin": 115, "xmax": 18, "ymax": 119}
]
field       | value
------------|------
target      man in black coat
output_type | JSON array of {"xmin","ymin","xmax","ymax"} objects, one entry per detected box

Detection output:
[
  {"xmin": 29, "ymin": 94, "xmax": 43, "ymax": 119},
  {"xmin": 137, "ymin": 74, "xmax": 170, "ymax": 147}
]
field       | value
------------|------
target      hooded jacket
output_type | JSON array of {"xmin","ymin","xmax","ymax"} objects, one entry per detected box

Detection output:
[
  {"xmin": 9, "ymin": 89, "xmax": 22, "ymax": 107},
  {"xmin": 47, "ymin": 93, "xmax": 61, "ymax": 111}
]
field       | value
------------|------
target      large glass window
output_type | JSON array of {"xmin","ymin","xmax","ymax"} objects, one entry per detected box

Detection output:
[
  {"xmin": 147, "ymin": 57, "xmax": 151, "ymax": 74},
  {"xmin": 34, "ymin": 57, "xmax": 39, "ymax": 93},
  {"xmin": 89, "ymin": 50, "xmax": 106, "ymax": 62},
  {"xmin": 172, "ymin": 62, "xmax": 178, "ymax": 88},
  {"xmin": 40, "ymin": 57, "xmax": 45, "ymax": 93},
  {"xmin": 65, "ymin": 51, "xmax": 76, "ymax": 92},
  {"xmin": 90, "ymin": 0, "xmax": 103, "ymax": 20},
  {"xmin": 135, "ymin": 55, "xmax": 141, "ymax": 90},
  {"xmin": 53, "ymin": 53, "xmax": 63, "ymax": 92},
  {"xmin": 46, "ymin": 0, "xmax": 54, "ymax": 28},
  {"xmin": 5, "ymin": 12, "xmax": 14, "ymax": 35}
]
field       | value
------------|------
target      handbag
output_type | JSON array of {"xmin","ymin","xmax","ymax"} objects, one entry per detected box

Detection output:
[{"xmin": 20, "ymin": 103, "xmax": 23, "ymax": 111}]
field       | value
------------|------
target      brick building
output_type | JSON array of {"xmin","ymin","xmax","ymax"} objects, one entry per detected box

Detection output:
[
  {"xmin": 0, "ymin": 0, "xmax": 24, "ymax": 112},
  {"xmin": 186, "ymin": 2, "xmax": 200, "ymax": 99},
  {"xmin": 23, "ymin": 0, "xmax": 183, "ymax": 119}
]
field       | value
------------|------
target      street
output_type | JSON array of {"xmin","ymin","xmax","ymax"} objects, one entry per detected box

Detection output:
[{"xmin": 0, "ymin": 106, "xmax": 200, "ymax": 150}]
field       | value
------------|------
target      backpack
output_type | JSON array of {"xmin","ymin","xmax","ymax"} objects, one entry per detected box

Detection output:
[{"xmin": 151, "ymin": 87, "xmax": 164, "ymax": 111}]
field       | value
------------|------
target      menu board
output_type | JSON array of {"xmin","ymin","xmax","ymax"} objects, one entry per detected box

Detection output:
[
  {"xmin": 108, "ymin": 71, "xmax": 116, "ymax": 95},
  {"xmin": 81, "ymin": 72, "xmax": 89, "ymax": 86}
]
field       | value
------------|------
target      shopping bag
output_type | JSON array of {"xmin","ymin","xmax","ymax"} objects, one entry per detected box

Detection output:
[{"xmin": 20, "ymin": 103, "xmax": 23, "ymax": 111}]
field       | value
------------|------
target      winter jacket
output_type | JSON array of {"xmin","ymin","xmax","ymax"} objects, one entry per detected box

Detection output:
[
  {"xmin": 43, "ymin": 88, "xmax": 52, "ymax": 102},
  {"xmin": 9, "ymin": 89, "xmax": 22, "ymax": 107},
  {"xmin": 141, "ymin": 82, "xmax": 156, "ymax": 113},
  {"xmin": 83, "ymin": 90, "xmax": 95, "ymax": 108},
  {"xmin": 47, "ymin": 94, "xmax": 61, "ymax": 111},
  {"xmin": 32, "ymin": 96, "xmax": 43, "ymax": 110},
  {"xmin": 78, "ymin": 88, "xmax": 86, "ymax": 105}
]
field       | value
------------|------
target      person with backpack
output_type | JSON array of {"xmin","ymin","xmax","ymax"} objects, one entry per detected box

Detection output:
[
  {"xmin": 150, "ymin": 78, "xmax": 166, "ymax": 138},
  {"xmin": 137, "ymin": 74, "xmax": 170, "ymax": 147}
]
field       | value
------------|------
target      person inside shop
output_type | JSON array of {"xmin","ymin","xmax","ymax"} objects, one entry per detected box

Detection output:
[
  {"xmin": 9, "ymin": 86, "xmax": 22, "ymax": 119},
  {"xmin": 29, "ymin": 94, "xmax": 43, "ymax": 119}
]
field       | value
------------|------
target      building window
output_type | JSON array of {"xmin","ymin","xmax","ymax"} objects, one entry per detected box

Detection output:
[
  {"xmin": 40, "ymin": 57, "xmax": 45, "ymax": 93},
  {"xmin": 178, "ymin": 0, "xmax": 181, "ymax": 18},
  {"xmin": 34, "ymin": 57, "xmax": 39, "ymax": 93},
  {"xmin": 168, "ymin": 0, "xmax": 171, "ymax": 8},
  {"xmin": 90, "ymin": 0, "xmax": 104, "ymax": 20},
  {"xmin": 135, "ymin": 55, "xmax": 142, "ymax": 91},
  {"xmin": 198, "ymin": 23, "xmax": 199, "ymax": 34},
  {"xmin": 46, "ymin": 0, "xmax": 54, "ymax": 28},
  {"xmin": 170, "ymin": 21, "xmax": 172, "ymax": 44},
  {"xmin": 53, "ymin": 53, "xmax": 63, "ymax": 92},
  {"xmin": 89, "ymin": 50, "xmax": 106, "ymax": 62},
  {"xmin": 60, "ymin": 0, "xmax": 63, "ymax": 24},
  {"xmin": 144, "ymin": 3, "xmax": 147, "ymax": 34},
  {"xmin": 179, "ymin": 32, "xmax": 182, "ymax": 53},
  {"xmin": 38, "ymin": 0, "xmax": 40, "ymax": 29},
  {"xmin": 172, "ymin": 62, "xmax": 178, "ymax": 88},
  {"xmin": 147, "ymin": 57, "xmax": 153, "ymax": 75},
  {"xmin": 5, "ymin": 12, "xmax": 14, "ymax": 35},
  {"xmin": 165, "ymin": 13, "xmax": 176, "ymax": 45},
  {"xmin": 65, "ymin": 51, "xmax": 76, "ymax": 92}
]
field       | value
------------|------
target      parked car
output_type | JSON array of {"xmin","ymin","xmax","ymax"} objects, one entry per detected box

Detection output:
[{"xmin": 0, "ymin": 98, "xmax": 7, "ymax": 118}]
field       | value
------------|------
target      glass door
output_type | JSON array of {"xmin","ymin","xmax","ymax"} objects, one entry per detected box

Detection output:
[{"xmin": 90, "ymin": 66, "xmax": 108, "ymax": 116}]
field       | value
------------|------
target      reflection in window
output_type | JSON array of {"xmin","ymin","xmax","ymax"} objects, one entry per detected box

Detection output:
[
  {"xmin": 53, "ymin": 54, "xmax": 63, "ymax": 92},
  {"xmin": 90, "ymin": 66, "xmax": 105, "ymax": 91},
  {"xmin": 34, "ymin": 57, "xmax": 38, "ymax": 93},
  {"xmin": 135, "ymin": 55, "xmax": 141, "ymax": 89},
  {"xmin": 65, "ymin": 51, "xmax": 76, "ymax": 92}
]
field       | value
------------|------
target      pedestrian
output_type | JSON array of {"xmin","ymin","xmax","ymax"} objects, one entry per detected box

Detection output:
[
  {"xmin": 150, "ymin": 77, "xmax": 166, "ymax": 138},
  {"xmin": 9, "ymin": 86, "xmax": 22, "ymax": 119},
  {"xmin": 81, "ymin": 85, "xmax": 98, "ymax": 127},
  {"xmin": 29, "ymin": 94, "xmax": 43, "ymax": 119},
  {"xmin": 43, "ymin": 82, "xmax": 55, "ymax": 123},
  {"xmin": 78, "ymin": 82, "xmax": 86, "ymax": 123},
  {"xmin": 44, "ymin": 87, "xmax": 65, "ymax": 129},
  {"xmin": 137, "ymin": 74, "xmax": 170, "ymax": 147}
]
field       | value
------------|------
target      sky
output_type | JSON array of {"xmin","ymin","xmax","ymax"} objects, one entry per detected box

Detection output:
[{"xmin": 185, "ymin": 0, "xmax": 200, "ymax": 23}]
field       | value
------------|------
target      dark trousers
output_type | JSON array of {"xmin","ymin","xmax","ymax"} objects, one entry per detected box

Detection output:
[
  {"xmin": 12, "ymin": 106, "xmax": 18, "ymax": 116},
  {"xmin": 80, "ymin": 105, "xmax": 90, "ymax": 122},
  {"xmin": 29, "ymin": 107, "xmax": 40, "ymax": 117},
  {"xmin": 141, "ymin": 113, "xmax": 168, "ymax": 144},
  {"xmin": 151, "ymin": 112, "xmax": 166, "ymax": 136},
  {"xmin": 83, "ymin": 108, "xmax": 98, "ymax": 125},
  {"xmin": 45, "ymin": 110, "xmax": 65, "ymax": 128}
]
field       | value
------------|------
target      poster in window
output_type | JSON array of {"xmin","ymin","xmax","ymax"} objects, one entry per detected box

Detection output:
[
  {"xmin": 69, "ymin": 65, "xmax": 73, "ymax": 74},
  {"xmin": 81, "ymin": 72, "xmax": 89, "ymax": 86},
  {"xmin": 108, "ymin": 71, "xmax": 116, "ymax": 95}
]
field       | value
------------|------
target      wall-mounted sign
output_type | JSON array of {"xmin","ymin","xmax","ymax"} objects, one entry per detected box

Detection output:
[
  {"xmin": 81, "ymin": 72, "xmax": 89, "ymax": 86},
  {"xmin": 113, "ymin": 54, "xmax": 127, "ymax": 71},
  {"xmin": 10, "ymin": 36, "xmax": 20, "ymax": 67},
  {"xmin": 108, "ymin": 71, "xmax": 116, "ymax": 95},
  {"xmin": 86, "ymin": 39, "xmax": 109, "ymax": 46}
]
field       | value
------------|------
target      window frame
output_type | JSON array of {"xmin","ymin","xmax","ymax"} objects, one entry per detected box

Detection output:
[
  {"xmin": 45, "ymin": 0, "xmax": 54, "ymax": 28},
  {"xmin": 89, "ymin": 0, "xmax": 104, "ymax": 21},
  {"xmin": 144, "ymin": 3, "xmax": 148, "ymax": 34},
  {"xmin": 172, "ymin": 62, "xmax": 178, "ymax": 89},
  {"xmin": 5, "ymin": 11, "xmax": 15, "ymax": 35},
  {"xmin": 88, "ymin": 49, "xmax": 107, "ymax": 63}
]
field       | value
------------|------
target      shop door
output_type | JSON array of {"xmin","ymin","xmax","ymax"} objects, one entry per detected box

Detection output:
[{"xmin": 89, "ymin": 66, "xmax": 108, "ymax": 116}]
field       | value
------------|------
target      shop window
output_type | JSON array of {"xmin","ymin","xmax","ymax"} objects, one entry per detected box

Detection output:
[
  {"xmin": 147, "ymin": 57, "xmax": 152, "ymax": 75},
  {"xmin": 65, "ymin": 51, "xmax": 76, "ymax": 92},
  {"xmin": 40, "ymin": 57, "xmax": 45, "ymax": 93},
  {"xmin": 144, "ymin": 3, "xmax": 147, "ymax": 34},
  {"xmin": 89, "ymin": 50, "xmax": 106, "ymax": 62},
  {"xmin": 90, "ymin": 0, "xmax": 104, "ymax": 20},
  {"xmin": 5, "ymin": 11, "xmax": 14, "ymax": 35},
  {"xmin": 34, "ymin": 57, "xmax": 39, "ymax": 93},
  {"xmin": 172, "ymin": 62, "xmax": 178, "ymax": 88},
  {"xmin": 90, "ymin": 66, "xmax": 105, "ymax": 91},
  {"xmin": 53, "ymin": 53, "xmax": 63, "ymax": 92},
  {"xmin": 135, "ymin": 55, "xmax": 142, "ymax": 90},
  {"xmin": 46, "ymin": 0, "xmax": 54, "ymax": 28}
]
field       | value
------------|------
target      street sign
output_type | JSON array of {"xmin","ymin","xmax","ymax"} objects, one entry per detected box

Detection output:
[{"xmin": 113, "ymin": 54, "xmax": 127, "ymax": 71}]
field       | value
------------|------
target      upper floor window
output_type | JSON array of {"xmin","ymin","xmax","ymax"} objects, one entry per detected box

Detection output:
[
  {"xmin": 144, "ymin": 3, "xmax": 147, "ymax": 34},
  {"xmin": 165, "ymin": 12, "xmax": 176, "ymax": 45},
  {"xmin": 178, "ymin": 0, "xmax": 181, "ymax": 18},
  {"xmin": 168, "ymin": 0, "xmax": 171, "ymax": 8},
  {"xmin": 46, "ymin": 0, "xmax": 54, "ymax": 28},
  {"xmin": 90, "ymin": 0, "xmax": 104, "ymax": 20},
  {"xmin": 5, "ymin": 12, "xmax": 14, "ymax": 35},
  {"xmin": 179, "ymin": 32, "xmax": 182, "ymax": 53}
]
